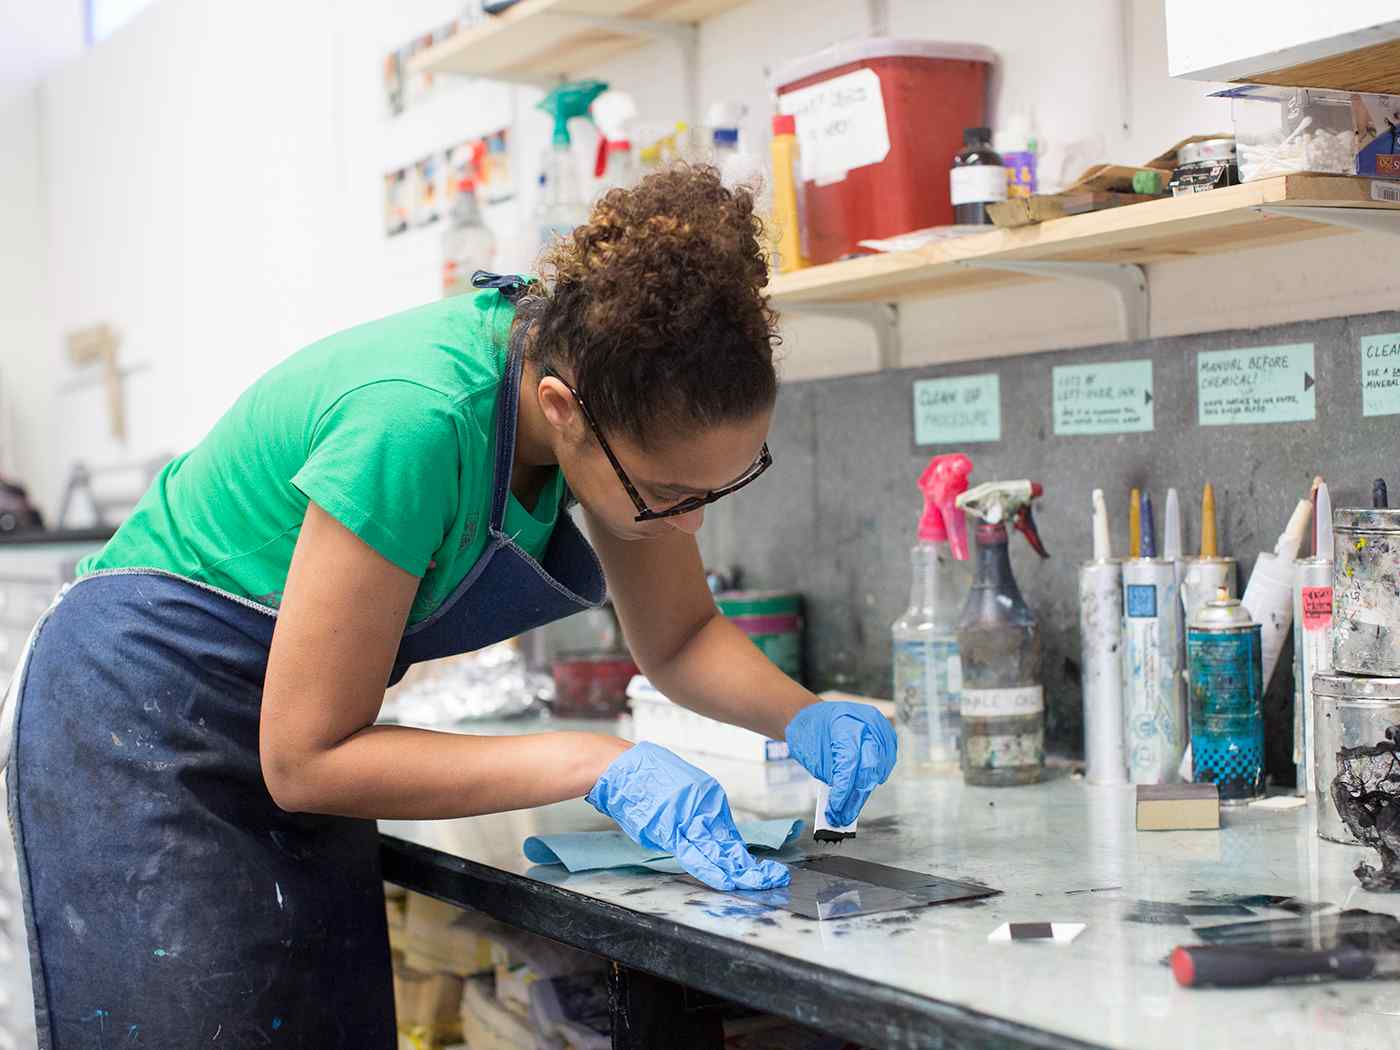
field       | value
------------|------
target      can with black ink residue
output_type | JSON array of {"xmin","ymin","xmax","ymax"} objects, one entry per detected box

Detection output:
[
  {"xmin": 1333, "ymin": 508, "xmax": 1400, "ymax": 677},
  {"xmin": 1186, "ymin": 589, "xmax": 1264, "ymax": 802}
]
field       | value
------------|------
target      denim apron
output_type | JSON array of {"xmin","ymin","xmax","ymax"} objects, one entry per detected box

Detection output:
[{"xmin": 4, "ymin": 275, "xmax": 606, "ymax": 1048}]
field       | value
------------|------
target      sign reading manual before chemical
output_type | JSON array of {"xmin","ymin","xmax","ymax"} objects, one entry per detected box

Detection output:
[
  {"xmin": 1197, "ymin": 344, "xmax": 1316, "ymax": 425},
  {"xmin": 913, "ymin": 374, "xmax": 1000, "ymax": 445},
  {"xmin": 1052, "ymin": 360, "xmax": 1154, "ymax": 435}
]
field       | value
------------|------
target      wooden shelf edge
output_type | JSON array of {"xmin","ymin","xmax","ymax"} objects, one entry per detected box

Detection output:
[{"xmin": 769, "ymin": 175, "xmax": 1400, "ymax": 306}]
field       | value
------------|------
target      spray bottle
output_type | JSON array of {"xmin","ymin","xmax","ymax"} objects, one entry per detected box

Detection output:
[
  {"xmin": 892, "ymin": 453, "xmax": 973, "ymax": 771},
  {"xmin": 592, "ymin": 89, "xmax": 638, "ymax": 195},
  {"xmin": 535, "ymin": 79, "xmax": 608, "ymax": 249},
  {"xmin": 1241, "ymin": 478, "xmax": 1318, "ymax": 692},
  {"xmin": 955, "ymin": 480, "xmax": 1050, "ymax": 786},
  {"xmin": 441, "ymin": 141, "xmax": 495, "ymax": 297}
]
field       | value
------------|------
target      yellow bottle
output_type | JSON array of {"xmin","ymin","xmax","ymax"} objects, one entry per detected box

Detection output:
[{"xmin": 769, "ymin": 114, "xmax": 808, "ymax": 273}]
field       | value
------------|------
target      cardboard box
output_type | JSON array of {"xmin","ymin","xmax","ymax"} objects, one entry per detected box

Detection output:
[
  {"xmin": 460, "ymin": 974, "xmax": 536, "ymax": 1050},
  {"xmin": 393, "ymin": 964, "xmax": 465, "ymax": 1030},
  {"xmin": 398, "ymin": 892, "xmax": 495, "ymax": 977},
  {"xmin": 1136, "ymin": 783, "xmax": 1221, "ymax": 831}
]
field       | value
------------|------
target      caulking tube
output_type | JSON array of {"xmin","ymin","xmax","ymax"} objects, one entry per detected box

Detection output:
[
  {"xmin": 1181, "ymin": 483, "xmax": 1238, "ymax": 625},
  {"xmin": 1122, "ymin": 490, "xmax": 1186, "ymax": 784},
  {"xmin": 1165, "ymin": 487, "xmax": 1187, "ymax": 668},
  {"xmin": 1081, "ymin": 490, "xmax": 1126, "ymax": 785},
  {"xmin": 1129, "ymin": 487, "xmax": 1142, "ymax": 558},
  {"xmin": 1292, "ymin": 481, "xmax": 1332, "ymax": 798},
  {"xmin": 1241, "ymin": 480, "xmax": 1317, "ymax": 693}
]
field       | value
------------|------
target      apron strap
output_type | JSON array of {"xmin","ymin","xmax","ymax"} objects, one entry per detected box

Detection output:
[
  {"xmin": 471, "ymin": 270, "xmax": 530, "ymax": 304},
  {"xmin": 485, "ymin": 294, "xmax": 538, "ymax": 533}
]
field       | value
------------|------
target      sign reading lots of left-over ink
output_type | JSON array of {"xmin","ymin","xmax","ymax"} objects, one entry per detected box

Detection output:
[
  {"xmin": 1052, "ymin": 360, "xmax": 1154, "ymax": 435},
  {"xmin": 913, "ymin": 374, "xmax": 1001, "ymax": 445}
]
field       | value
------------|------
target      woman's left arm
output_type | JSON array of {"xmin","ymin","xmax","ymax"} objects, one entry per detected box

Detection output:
[{"xmin": 583, "ymin": 512, "xmax": 815, "ymax": 738}]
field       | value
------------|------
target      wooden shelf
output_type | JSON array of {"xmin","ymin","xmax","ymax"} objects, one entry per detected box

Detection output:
[
  {"xmin": 411, "ymin": 0, "xmax": 749, "ymax": 80},
  {"xmin": 768, "ymin": 175, "xmax": 1400, "ymax": 307},
  {"xmin": 1244, "ymin": 37, "xmax": 1400, "ymax": 95}
]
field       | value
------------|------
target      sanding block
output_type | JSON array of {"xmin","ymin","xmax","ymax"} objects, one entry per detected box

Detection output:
[{"xmin": 1136, "ymin": 783, "xmax": 1220, "ymax": 831}]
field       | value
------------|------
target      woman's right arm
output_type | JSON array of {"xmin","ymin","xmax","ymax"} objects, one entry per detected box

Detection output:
[{"xmin": 258, "ymin": 501, "xmax": 630, "ymax": 820}]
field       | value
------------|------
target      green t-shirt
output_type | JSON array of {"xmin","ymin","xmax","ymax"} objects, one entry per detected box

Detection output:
[{"xmin": 78, "ymin": 290, "xmax": 565, "ymax": 625}]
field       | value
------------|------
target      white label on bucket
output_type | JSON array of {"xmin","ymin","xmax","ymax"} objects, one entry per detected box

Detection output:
[
  {"xmin": 961, "ymin": 686, "xmax": 1044, "ymax": 717},
  {"xmin": 779, "ymin": 69, "xmax": 890, "ymax": 186}
]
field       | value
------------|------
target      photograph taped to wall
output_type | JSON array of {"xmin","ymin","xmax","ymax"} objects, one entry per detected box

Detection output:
[
  {"xmin": 415, "ymin": 154, "xmax": 443, "ymax": 228},
  {"xmin": 384, "ymin": 169, "xmax": 410, "ymax": 237}
]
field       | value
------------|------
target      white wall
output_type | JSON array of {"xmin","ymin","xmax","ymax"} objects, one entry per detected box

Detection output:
[{"xmin": 6, "ymin": 0, "xmax": 1400, "ymax": 518}]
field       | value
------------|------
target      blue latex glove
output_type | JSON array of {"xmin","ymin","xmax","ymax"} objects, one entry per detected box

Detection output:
[
  {"xmin": 586, "ymin": 742, "xmax": 791, "ymax": 892},
  {"xmin": 785, "ymin": 702, "xmax": 898, "ymax": 828}
]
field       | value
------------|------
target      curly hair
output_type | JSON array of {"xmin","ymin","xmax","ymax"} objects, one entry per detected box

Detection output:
[{"xmin": 526, "ymin": 165, "xmax": 780, "ymax": 450}]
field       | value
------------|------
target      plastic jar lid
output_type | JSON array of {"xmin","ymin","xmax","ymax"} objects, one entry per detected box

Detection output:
[{"xmin": 773, "ymin": 37, "xmax": 998, "ymax": 91}]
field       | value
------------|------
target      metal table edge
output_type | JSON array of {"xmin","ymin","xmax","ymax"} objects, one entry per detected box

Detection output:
[{"xmin": 379, "ymin": 833, "xmax": 1104, "ymax": 1050}]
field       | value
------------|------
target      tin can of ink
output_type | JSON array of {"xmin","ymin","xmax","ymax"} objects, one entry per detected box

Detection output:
[
  {"xmin": 1333, "ymin": 509, "xmax": 1400, "ymax": 677},
  {"xmin": 1122, "ymin": 559, "xmax": 1185, "ymax": 785},
  {"xmin": 1313, "ymin": 672, "xmax": 1400, "ymax": 844},
  {"xmin": 1081, "ymin": 558, "xmax": 1126, "ymax": 785},
  {"xmin": 1186, "ymin": 590, "xmax": 1264, "ymax": 802},
  {"xmin": 1292, "ymin": 557, "xmax": 1333, "ymax": 797}
]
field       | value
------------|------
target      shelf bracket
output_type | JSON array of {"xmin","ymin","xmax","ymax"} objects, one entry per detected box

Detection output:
[
  {"xmin": 783, "ymin": 302, "xmax": 902, "ymax": 370},
  {"xmin": 958, "ymin": 260, "xmax": 1150, "ymax": 342},
  {"xmin": 1255, "ymin": 204, "xmax": 1400, "ymax": 238}
]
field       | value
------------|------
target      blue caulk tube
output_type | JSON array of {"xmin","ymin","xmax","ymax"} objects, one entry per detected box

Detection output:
[
  {"xmin": 1187, "ymin": 589, "xmax": 1265, "ymax": 802},
  {"xmin": 1081, "ymin": 490, "xmax": 1126, "ymax": 784},
  {"xmin": 1122, "ymin": 489, "xmax": 1187, "ymax": 784}
]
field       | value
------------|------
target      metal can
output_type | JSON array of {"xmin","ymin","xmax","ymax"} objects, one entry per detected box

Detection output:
[
  {"xmin": 1333, "ymin": 508, "xmax": 1400, "ymax": 676},
  {"xmin": 1080, "ymin": 559, "xmax": 1126, "ymax": 785},
  {"xmin": 1186, "ymin": 590, "xmax": 1264, "ymax": 802},
  {"xmin": 1122, "ymin": 559, "xmax": 1185, "ymax": 784},
  {"xmin": 715, "ymin": 591, "xmax": 805, "ymax": 683},
  {"xmin": 1312, "ymin": 672, "xmax": 1400, "ymax": 844}
]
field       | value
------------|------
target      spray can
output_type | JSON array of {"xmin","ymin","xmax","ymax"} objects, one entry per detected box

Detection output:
[
  {"xmin": 1187, "ymin": 590, "xmax": 1265, "ymax": 802},
  {"xmin": 955, "ymin": 480, "xmax": 1050, "ymax": 787},
  {"xmin": 892, "ymin": 454, "xmax": 973, "ymax": 770},
  {"xmin": 1123, "ymin": 490, "xmax": 1186, "ymax": 784},
  {"xmin": 1292, "ymin": 481, "xmax": 1332, "ymax": 796},
  {"xmin": 1081, "ymin": 490, "xmax": 1126, "ymax": 785}
]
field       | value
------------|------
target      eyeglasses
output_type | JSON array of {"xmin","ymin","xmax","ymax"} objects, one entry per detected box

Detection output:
[{"xmin": 547, "ymin": 372, "xmax": 772, "ymax": 522}]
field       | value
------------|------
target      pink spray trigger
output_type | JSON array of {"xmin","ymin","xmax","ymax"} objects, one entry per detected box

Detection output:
[{"xmin": 918, "ymin": 453, "xmax": 973, "ymax": 559}]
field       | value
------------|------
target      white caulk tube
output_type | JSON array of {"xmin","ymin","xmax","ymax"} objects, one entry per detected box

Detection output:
[
  {"xmin": 1081, "ymin": 490, "xmax": 1125, "ymax": 785},
  {"xmin": 1292, "ymin": 481, "xmax": 1332, "ymax": 797},
  {"xmin": 1242, "ymin": 485, "xmax": 1316, "ymax": 692}
]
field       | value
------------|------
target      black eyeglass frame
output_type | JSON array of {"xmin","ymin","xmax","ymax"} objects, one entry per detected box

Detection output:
[{"xmin": 546, "ymin": 371, "xmax": 772, "ymax": 522}]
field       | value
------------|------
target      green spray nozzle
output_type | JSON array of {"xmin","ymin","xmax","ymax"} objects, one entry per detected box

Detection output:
[{"xmin": 537, "ymin": 79, "xmax": 608, "ymax": 147}]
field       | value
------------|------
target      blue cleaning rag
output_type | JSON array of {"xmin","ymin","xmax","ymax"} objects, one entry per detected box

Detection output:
[{"xmin": 523, "ymin": 818, "xmax": 805, "ymax": 875}]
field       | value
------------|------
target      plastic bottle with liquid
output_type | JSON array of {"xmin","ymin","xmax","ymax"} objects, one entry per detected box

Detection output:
[
  {"xmin": 535, "ymin": 79, "xmax": 607, "ymax": 249},
  {"xmin": 950, "ymin": 127, "xmax": 1007, "ymax": 226},
  {"xmin": 441, "ymin": 145, "xmax": 495, "ymax": 297},
  {"xmin": 893, "ymin": 454, "xmax": 974, "ymax": 770},
  {"xmin": 769, "ymin": 113, "xmax": 808, "ymax": 273},
  {"xmin": 955, "ymin": 480, "xmax": 1050, "ymax": 786}
]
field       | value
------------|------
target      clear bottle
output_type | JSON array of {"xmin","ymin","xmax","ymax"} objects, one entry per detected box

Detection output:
[
  {"xmin": 441, "ymin": 176, "xmax": 496, "ymax": 297},
  {"xmin": 893, "ymin": 542, "xmax": 969, "ymax": 770},
  {"xmin": 950, "ymin": 126, "xmax": 1007, "ymax": 226},
  {"xmin": 892, "ymin": 454, "xmax": 973, "ymax": 770},
  {"xmin": 955, "ymin": 482, "xmax": 1049, "ymax": 786}
]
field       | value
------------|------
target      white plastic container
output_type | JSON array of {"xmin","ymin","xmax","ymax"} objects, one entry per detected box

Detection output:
[{"xmin": 1215, "ymin": 85, "xmax": 1400, "ymax": 182}]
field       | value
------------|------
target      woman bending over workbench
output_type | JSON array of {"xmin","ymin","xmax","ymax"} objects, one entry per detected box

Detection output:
[{"xmin": 2, "ymin": 165, "xmax": 895, "ymax": 1047}]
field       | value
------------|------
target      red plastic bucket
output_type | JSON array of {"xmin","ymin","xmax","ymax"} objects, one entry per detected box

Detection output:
[{"xmin": 775, "ymin": 38, "xmax": 996, "ymax": 264}]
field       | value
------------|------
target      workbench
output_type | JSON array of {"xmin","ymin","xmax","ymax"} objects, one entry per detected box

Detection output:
[{"xmin": 379, "ymin": 716, "xmax": 1400, "ymax": 1049}]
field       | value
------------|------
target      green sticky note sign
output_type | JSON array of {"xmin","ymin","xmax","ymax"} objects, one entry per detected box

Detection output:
[
  {"xmin": 1197, "ymin": 343, "xmax": 1316, "ymax": 426},
  {"xmin": 1052, "ymin": 360, "xmax": 1154, "ymax": 435},
  {"xmin": 1361, "ymin": 333, "xmax": 1400, "ymax": 416},
  {"xmin": 913, "ymin": 374, "xmax": 1000, "ymax": 445}
]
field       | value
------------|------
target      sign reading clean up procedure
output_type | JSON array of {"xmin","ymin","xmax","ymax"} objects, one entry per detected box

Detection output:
[
  {"xmin": 1052, "ymin": 360, "xmax": 1154, "ymax": 435},
  {"xmin": 1361, "ymin": 333, "xmax": 1400, "ymax": 416},
  {"xmin": 1197, "ymin": 343, "xmax": 1316, "ymax": 426},
  {"xmin": 913, "ymin": 374, "xmax": 1001, "ymax": 445}
]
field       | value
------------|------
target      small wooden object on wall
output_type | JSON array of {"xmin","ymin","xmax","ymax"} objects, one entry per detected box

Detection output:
[
  {"xmin": 1136, "ymin": 783, "xmax": 1221, "ymax": 831},
  {"xmin": 65, "ymin": 323, "xmax": 125, "ymax": 442}
]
